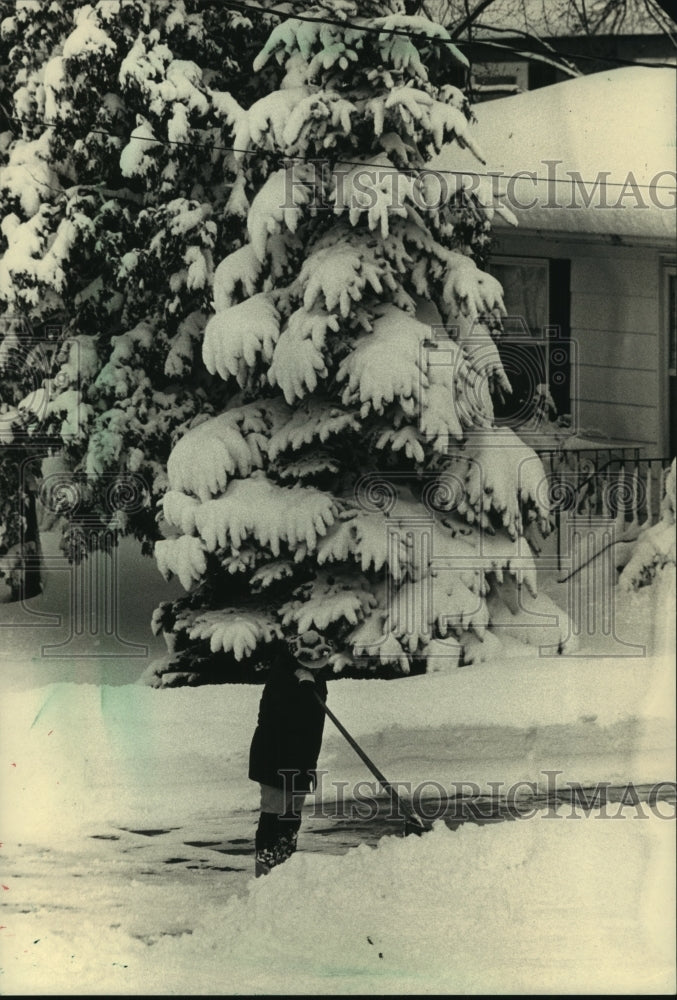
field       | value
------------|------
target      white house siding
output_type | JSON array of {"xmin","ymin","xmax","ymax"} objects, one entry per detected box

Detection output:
[
  {"xmin": 571, "ymin": 248, "xmax": 661, "ymax": 452},
  {"xmin": 427, "ymin": 67, "xmax": 675, "ymax": 457},
  {"xmin": 492, "ymin": 232, "xmax": 669, "ymax": 455}
]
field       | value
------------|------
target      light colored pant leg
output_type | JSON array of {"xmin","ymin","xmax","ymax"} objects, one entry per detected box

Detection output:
[{"xmin": 259, "ymin": 783, "xmax": 307, "ymax": 815}]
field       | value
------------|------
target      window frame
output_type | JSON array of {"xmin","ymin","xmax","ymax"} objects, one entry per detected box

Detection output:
[
  {"xmin": 489, "ymin": 253, "xmax": 551, "ymax": 378},
  {"xmin": 662, "ymin": 259, "xmax": 676, "ymax": 456},
  {"xmin": 488, "ymin": 253, "xmax": 572, "ymax": 423}
]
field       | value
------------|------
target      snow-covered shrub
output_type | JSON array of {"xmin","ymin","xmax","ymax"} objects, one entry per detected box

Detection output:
[{"xmin": 618, "ymin": 460, "xmax": 676, "ymax": 590}]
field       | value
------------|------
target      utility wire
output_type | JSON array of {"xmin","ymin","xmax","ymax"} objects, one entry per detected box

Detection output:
[
  {"xmin": 7, "ymin": 112, "xmax": 676, "ymax": 193},
  {"xmin": 1, "ymin": 0, "xmax": 674, "ymax": 69}
]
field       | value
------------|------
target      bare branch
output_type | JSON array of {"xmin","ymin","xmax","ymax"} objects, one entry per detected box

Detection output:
[{"xmin": 449, "ymin": 0, "xmax": 501, "ymax": 38}]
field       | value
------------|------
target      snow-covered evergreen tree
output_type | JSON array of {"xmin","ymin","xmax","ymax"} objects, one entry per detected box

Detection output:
[
  {"xmin": 150, "ymin": 1, "xmax": 552, "ymax": 686},
  {"xmin": 0, "ymin": 0, "xmax": 275, "ymax": 586}
]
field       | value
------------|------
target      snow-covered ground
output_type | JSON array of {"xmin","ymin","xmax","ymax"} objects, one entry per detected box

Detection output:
[
  {"xmin": 1, "ymin": 809, "xmax": 674, "ymax": 995},
  {"xmin": 1, "ymin": 547, "xmax": 674, "ymax": 994}
]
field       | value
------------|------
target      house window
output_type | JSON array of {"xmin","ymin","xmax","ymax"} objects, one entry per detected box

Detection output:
[
  {"xmin": 668, "ymin": 271, "xmax": 676, "ymax": 373},
  {"xmin": 489, "ymin": 256, "xmax": 571, "ymax": 430},
  {"xmin": 470, "ymin": 60, "xmax": 528, "ymax": 102},
  {"xmin": 667, "ymin": 268, "xmax": 676, "ymax": 455},
  {"xmin": 528, "ymin": 60, "xmax": 560, "ymax": 90}
]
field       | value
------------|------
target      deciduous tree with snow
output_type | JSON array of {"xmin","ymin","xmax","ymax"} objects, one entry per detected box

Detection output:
[{"xmin": 150, "ymin": 0, "xmax": 557, "ymax": 687}]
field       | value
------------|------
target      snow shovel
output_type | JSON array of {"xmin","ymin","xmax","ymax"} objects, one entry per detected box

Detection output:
[{"xmin": 313, "ymin": 690, "xmax": 432, "ymax": 836}]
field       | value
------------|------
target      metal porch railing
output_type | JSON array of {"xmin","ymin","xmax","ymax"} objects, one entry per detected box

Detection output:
[{"xmin": 536, "ymin": 447, "xmax": 674, "ymax": 571}]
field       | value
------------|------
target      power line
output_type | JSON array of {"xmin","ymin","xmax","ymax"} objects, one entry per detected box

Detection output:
[
  {"xmin": 1, "ymin": 0, "xmax": 674, "ymax": 72},
  {"xmin": 220, "ymin": 0, "xmax": 677, "ymax": 71},
  {"xmin": 7, "ymin": 112, "xmax": 675, "ymax": 193},
  {"xmin": 472, "ymin": 23, "xmax": 677, "ymax": 70}
]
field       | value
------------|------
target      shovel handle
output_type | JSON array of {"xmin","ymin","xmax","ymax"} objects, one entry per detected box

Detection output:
[{"xmin": 313, "ymin": 690, "xmax": 429, "ymax": 832}]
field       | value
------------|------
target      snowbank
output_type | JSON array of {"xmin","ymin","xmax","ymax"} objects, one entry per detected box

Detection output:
[
  {"xmin": 2, "ymin": 567, "xmax": 674, "ymax": 844},
  {"xmin": 1, "ymin": 814, "xmax": 674, "ymax": 994},
  {"xmin": 207, "ymin": 816, "xmax": 676, "ymax": 995}
]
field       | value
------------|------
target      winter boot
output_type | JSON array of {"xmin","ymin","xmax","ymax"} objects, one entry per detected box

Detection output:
[{"xmin": 254, "ymin": 810, "xmax": 302, "ymax": 877}]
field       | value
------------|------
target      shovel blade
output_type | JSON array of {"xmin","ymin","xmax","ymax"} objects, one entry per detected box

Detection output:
[{"xmin": 404, "ymin": 814, "xmax": 431, "ymax": 837}]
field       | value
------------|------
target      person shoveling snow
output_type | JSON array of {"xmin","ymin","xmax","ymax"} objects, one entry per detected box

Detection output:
[{"xmin": 248, "ymin": 631, "xmax": 330, "ymax": 876}]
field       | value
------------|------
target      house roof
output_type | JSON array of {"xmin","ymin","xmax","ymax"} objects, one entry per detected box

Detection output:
[{"xmin": 430, "ymin": 66, "xmax": 677, "ymax": 241}]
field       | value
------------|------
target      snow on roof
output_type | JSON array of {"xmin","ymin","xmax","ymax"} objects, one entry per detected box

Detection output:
[{"xmin": 430, "ymin": 66, "xmax": 677, "ymax": 241}]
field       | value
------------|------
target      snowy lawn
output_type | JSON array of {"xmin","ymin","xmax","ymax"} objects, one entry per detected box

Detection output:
[{"xmin": 1, "ymin": 568, "xmax": 674, "ymax": 994}]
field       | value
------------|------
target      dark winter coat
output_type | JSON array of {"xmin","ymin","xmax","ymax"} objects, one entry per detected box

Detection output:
[{"xmin": 248, "ymin": 646, "xmax": 328, "ymax": 794}]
